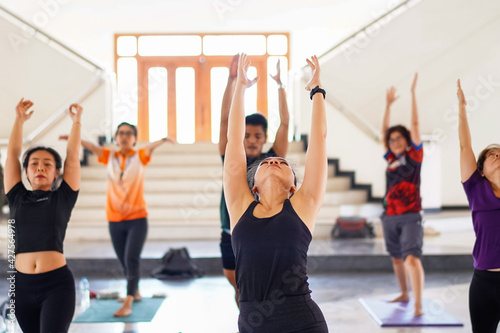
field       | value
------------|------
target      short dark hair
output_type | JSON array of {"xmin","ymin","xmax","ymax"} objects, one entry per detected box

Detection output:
[
  {"xmin": 386, "ymin": 125, "xmax": 412, "ymax": 149},
  {"xmin": 477, "ymin": 144, "xmax": 500, "ymax": 172},
  {"xmin": 245, "ymin": 113, "xmax": 268, "ymax": 135},
  {"xmin": 115, "ymin": 122, "xmax": 138, "ymax": 146},
  {"xmin": 115, "ymin": 122, "xmax": 138, "ymax": 137},
  {"xmin": 247, "ymin": 157, "xmax": 297, "ymax": 202},
  {"xmin": 22, "ymin": 146, "xmax": 62, "ymax": 171}
]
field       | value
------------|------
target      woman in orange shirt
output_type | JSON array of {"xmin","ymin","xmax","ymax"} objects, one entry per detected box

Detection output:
[{"xmin": 79, "ymin": 123, "xmax": 174, "ymax": 316}]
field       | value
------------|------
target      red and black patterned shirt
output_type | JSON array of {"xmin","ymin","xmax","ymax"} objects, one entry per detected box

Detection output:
[{"xmin": 383, "ymin": 143, "xmax": 423, "ymax": 216}]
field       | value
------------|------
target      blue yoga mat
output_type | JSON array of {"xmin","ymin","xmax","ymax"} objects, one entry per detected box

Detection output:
[
  {"xmin": 359, "ymin": 298, "xmax": 463, "ymax": 327},
  {"xmin": 73, "ymin": 297, "xmax": 166, "ymax": 323}
]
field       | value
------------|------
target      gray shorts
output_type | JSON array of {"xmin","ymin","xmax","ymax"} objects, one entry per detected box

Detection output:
[{"xmin": 381, "ymin": 212, "xmax": 423, "ymax": 260}]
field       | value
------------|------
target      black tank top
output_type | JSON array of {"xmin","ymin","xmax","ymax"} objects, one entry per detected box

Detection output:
[{"xmin": 232, "ymin": 199, "xmax": 312, "ymax": 302}]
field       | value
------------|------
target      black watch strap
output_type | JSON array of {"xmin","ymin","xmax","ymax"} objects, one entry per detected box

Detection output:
[{"xmin": 310, "ymin": 85, "xmax": 326, "ymax": 100}]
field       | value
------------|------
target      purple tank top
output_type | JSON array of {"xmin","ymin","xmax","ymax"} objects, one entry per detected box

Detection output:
[{"xmin": 462, "ymin": 170, "xmax": 500, "ymax": 270}]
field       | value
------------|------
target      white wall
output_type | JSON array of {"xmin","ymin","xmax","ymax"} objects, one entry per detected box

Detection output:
[
  {"xmin": 298, "ymin": 83, "xmax": 442, "ymax": 211},
  {"xmin": 311, "ymin": 0, "xmax": 500, "ymax": 206},
  {"xmin": 324, "ymin": 100, "xmax": 387, "ymax": 198},
  {"xmin": 0, "ymin": 12, "xmax": 112, "ymax": 148},
  {"xmin": 296, "ymin": 82, "xmax": 386, "ymax": 197},
  {"xmin": 33, "ymin": 82, "xmax": 111, "ymax": 160}
]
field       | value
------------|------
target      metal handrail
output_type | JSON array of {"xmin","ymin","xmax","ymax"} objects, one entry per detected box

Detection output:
[
  {"xmin": 304, "ymin": 0, "xmax": 420, "ymax": 67},
  {"xmin": 0, "ymin": 4, "xmax": 106, "ymax": 72},
  {"xmin": 0, "ymin": 5, "xmax": 112, "ymax": 146},
  {"xmin": 325, "ymin": 95, "xmax": 381, "ymax": 142},
  {"xmin": 295, "ymin": 0, "xmax": 422, "ymax": 142},
  {"xmin": 0, "ymin": 76, "xmax": 106, "ymax": 146}
]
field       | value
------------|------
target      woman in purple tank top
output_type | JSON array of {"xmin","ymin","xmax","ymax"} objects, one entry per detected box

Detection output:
[
  {"xmin": 457, "ymin": 79, "xmax": 500, "ymax": 333},
  {"xmin": 223, "ymin": 54, "xmax": 328, "ymax": 332}
]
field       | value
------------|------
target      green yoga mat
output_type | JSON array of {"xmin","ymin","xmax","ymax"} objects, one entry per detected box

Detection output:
[{"xmin": 73, "ymin": 297, "xmax": 166, "ymax": 323}]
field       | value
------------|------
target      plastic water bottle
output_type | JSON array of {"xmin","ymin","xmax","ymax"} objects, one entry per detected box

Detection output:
[{"xmin": 79, "ymin": 277, "xmax": 90, "ymax": 310}]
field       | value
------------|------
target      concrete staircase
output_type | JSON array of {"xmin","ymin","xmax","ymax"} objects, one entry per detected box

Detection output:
[{"xmin": 66, "ymin": 141, "xmax": 373, "ymax": 241}]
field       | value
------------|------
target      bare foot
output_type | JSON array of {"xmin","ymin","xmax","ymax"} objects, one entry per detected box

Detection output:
[
  {"xmin": 414, "ymin": 303, "xmax": 424, "ymax": 316},
  {"xmin": 114, "ymin": 296, "xmax": 133, "ymax": 317},
  {"xmin": 118, "ymin": 290, "xmax": 142, "ymax": 302},
  {"xmin": 389, "ymin": 294, "xmax": 410, "ymax": 303},
  {"xmin": 113, "ymin": 305, "xmax": 132, "ymax": 317}
]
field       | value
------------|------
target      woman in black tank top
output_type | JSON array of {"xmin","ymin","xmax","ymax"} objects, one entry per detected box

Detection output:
[{"xmin": 224, "ymin": 54, "xmax": 329, "ymax": 332}]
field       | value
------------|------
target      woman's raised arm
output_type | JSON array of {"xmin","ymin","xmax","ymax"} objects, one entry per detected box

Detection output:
[
  {"xmin": 63, "ymin": 104, "xmax": 83, "ymax": 191},
  {"xmin": 223, "ymin": 54, "xmax": 259, "ymax": 229},
  {"xmin": 382, "ymin": 87, "xmax": 399, "ymax": 149},
  {"xmin": 293, "ymin": 56, "xmax": 327, "ymax": 230},
  {"xmin": 143, "ymin": 137, "xmax": 175, "ymax": 157},
  {"xmin": 457, "ymin": 79, "xmax": 477, "ymax": 182},
  {"xmin": 4, "ymin": 99, "xmax": 34, "ymax": 193},
  {"xmin": 410, "ymin": 73, "xmax": 422, "ymax": 146}
]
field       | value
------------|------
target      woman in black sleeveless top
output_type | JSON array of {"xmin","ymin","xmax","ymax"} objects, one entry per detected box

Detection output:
[{"xmin": 224, "ymin": 54, "xmax": 328, "ymax": 332}]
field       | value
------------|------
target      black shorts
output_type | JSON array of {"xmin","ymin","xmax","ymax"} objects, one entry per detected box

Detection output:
[{"xmin": 220, "ymin": 230, "xmax": 236, "ymax": 270}]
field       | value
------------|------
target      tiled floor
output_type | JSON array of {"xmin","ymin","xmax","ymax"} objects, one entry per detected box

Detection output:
[{"xmin": 0, "ymin": 272, "xmax": 478, "ymax": 333}]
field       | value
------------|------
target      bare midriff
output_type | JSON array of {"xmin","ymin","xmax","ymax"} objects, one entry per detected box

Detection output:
[{"xmin": 15, "ymin": 251, "xmax": 66, "ymax": 274}]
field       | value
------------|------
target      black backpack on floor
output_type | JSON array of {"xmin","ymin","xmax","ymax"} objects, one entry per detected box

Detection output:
[{"xmin": 151, "ymin": 247, "xmax": 204, "ymax": 280}]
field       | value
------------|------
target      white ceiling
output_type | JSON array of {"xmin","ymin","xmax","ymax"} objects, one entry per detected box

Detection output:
[{"xmin": 0, "ymin": 0, "xmax": 397, "ymax": 69}]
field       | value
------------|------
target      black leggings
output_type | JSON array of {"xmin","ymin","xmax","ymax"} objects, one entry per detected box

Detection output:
[
  {"xmin": 469, "ymin": 269, "xmax": 500, "ymax": 333},
  {"xmin": 239, "ymin": 294, "xmax": 328, "ymax": 333},
  {"xmin": 109, "ymin": 218, "xmax": 148, "ymax": 296},
  {"xmin": 13, "ymin": 265, "xmax": 75, "ymax": 333}
]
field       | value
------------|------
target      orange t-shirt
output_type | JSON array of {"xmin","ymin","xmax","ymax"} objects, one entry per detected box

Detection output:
[{"xmin": 98, "ymin": 148, "xmax": 151, "ymax": 222}]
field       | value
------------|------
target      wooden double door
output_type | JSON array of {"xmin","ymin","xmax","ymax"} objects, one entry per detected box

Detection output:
[{"xmin": 136, "ymin": 56, "xmax": 269, "ymax": 142}]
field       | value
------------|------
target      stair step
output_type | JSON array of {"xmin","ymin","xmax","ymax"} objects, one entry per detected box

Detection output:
[
  {"xmin": 69, "ymin": 204, "xmax": 345, "ymax": 223},
  {"xmin": 78, "ymin": 177, "xmax": 350, "ymax": 193},
  {"xmin": 79, "ymin": 179, "xmax": 223, "ymax": 193},
  {"xmin": 98, "ymin": 141, "xmax": 305, "ymax": 154},
  {"xmin": 81, "ymin": 166, "xmax": 223, "ymax": 179},
  {"xmin": 74, "ymin": 190, "xmax": 366, "ymax": 208},
  {"xmin": 64, "ymin": 140, "xmax": 370, "ymax": 241},
  {"xmin": 63, "ymin": 218, "xmax": 340, "ymax": 241},
  {"xmin": 85, "ymin": 151, "xmax": 307, "ymax": 167},
  {"xmin": 86, "ymin": 153, "xmax": 222, "ymax": 167}
]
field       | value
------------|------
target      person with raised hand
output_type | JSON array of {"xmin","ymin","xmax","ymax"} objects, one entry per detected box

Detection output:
[
  {"xmin": 224, "ymin": 54, "xmax": 328, "ymax": 332},
  {"xmin": 5, "ymin": 99, "xmax": 82, "ymax": 333},
  {"xmin": 380, "ymin": 73, "xmax": 425, "ymax": 316},
  {"xmin": 60, "ymin": 124, "xmax": 175, "ymax": 317},
  {"xmin": 218, "ymin": 54, "xmax": 290, "ymax": 307},
  {"xmin": 457, "ymin": 79, "xmax": 500, "ymax": 333}
]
